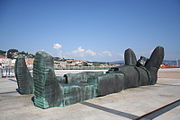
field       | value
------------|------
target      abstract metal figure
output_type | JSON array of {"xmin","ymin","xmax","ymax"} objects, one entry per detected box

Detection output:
[
  {"xmin": 15, "ymin": 56, "xmax": 34, "ymax": 94},
  {"xmin": 14, "ymin": 46, "xmax": 164, "ymax": 108}
]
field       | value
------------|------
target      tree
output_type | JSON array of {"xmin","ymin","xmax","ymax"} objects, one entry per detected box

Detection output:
[
  {"xmin": 7, "ymin": 49, "xmax": 18, "ymax": 59},
  {"xmin": 82, "ymin": 62, "xmax": 88, "ymax": 66},
  {"xmin": 27, "ymin": 54, "xmax": 34, "ymax": 58},
  {"xmin": 0, "ymin": 50, "xmax": 6, "ymax": 56},
  {"xmin": 18, "ymin": 51, "xmax": 28, "ymax": 56}
]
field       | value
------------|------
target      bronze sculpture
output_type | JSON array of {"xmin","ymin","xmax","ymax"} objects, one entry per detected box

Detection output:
[{"xmin": 15, "ymin": 46, "xmax": 164, "ymax": 109}]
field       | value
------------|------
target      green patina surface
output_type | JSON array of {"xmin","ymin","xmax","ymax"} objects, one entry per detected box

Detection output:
[
  {"xmin": 31, "ymin": 50, "xmax": 155, "ymax": 109},
  {"xmin": 32, "ymin": 51, "xmax": 128, "ymax": 109},
  {"xmin": 33, "ymin": 51, "xmax": 100, "ymax": 108},
  {"xmin": 15, "ymin": 56, "xmax": 34, "ymax": 94}
]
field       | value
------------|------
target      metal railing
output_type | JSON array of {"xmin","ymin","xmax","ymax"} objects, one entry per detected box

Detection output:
[{"xmin": 0, "ymin": 67, "xmax": 15, "ymax": 78}]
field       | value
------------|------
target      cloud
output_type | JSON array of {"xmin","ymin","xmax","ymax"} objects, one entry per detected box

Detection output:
[
  {"xmin": 72, "ymin": 47, "xmax": 85, "ymax": 57},
  {"xmin": 102, "ymin": 51, "xmax": 112, "ymax": 57},
  {"xmin": 72, "ymin": 47, "xmax": 96, "ymax": 57},
  {"xmin": 117, "ymin": 53, "xmax": 124, "ymax": 58},
  {"xmin": 73, "ymin": 47, "xmax": 85, "ymax": 54},
  {"xmin": 53, "ymin": 43, "xmax": 62, "ymax": 49},
  {"xmin": 53, "ymin": 43, "xmax": 63, "ymax": 58},
  {"xmin": 86, "ymin": 49, "xmax": 96, "ymax": 56}
]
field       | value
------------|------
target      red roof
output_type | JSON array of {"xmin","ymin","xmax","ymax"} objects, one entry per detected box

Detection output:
[{"xmin": 0, "ymin": 55, "xmax": 5, "ymax": 59}]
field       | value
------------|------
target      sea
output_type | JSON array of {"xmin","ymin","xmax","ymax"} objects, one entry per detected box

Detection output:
[
  {"xmin": 163, "ymin": 60, "xmax": 180, "ymax": 67},
  {"xmin": 111, "ymin": 60, "xmax": 180, "ymax": 67}
]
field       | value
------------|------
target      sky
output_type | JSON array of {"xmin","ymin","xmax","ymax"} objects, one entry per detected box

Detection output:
[{"xmin": 0, "ymin": 0, "xmax": 180, "ymax": 62}]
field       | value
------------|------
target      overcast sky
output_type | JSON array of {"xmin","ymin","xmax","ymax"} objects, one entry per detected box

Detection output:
[{"xmin": 0, "ymin": 0, "xmax": 180, "ymax": 61}]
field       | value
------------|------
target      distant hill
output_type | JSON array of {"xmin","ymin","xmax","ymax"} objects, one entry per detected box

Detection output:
[
  {"xmin": 110, "ymin": 60, "xmax": 124, "ymax": 64},
  {"xmin": 109, "ymin": 60, "xmax": 180, "ymax": 67},
  {"xmin": 163, "ymin": 60, "xmax": 180, "ymax": 67}
]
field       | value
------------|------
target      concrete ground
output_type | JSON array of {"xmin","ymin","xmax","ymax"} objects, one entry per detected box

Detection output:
[{"xmin": 0, "ymin": 69, "xmax": 180, "ymax": 120}]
